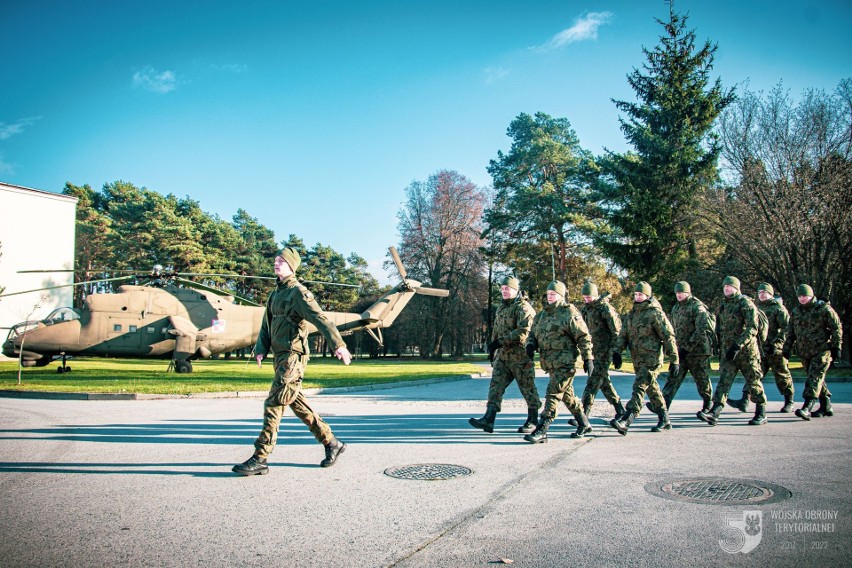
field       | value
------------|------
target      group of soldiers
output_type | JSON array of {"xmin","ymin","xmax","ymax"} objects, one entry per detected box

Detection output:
[{"xmin": 469, "ymin": 275, "xmax": 844, "ymax": 442}]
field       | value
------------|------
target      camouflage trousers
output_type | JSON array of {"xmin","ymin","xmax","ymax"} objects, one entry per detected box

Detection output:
[
  {"xmin": 801, "ymin": 351, "xmax": 833, "ymax": 401},
  {"xmin": 760, "ymin": 352, "xmax": 794, "ymax": 398},
  {"xmin": 581, "ymin": 351, "xmax": 621, "ymax": 411},
  {"xmin": 713, "ymin": 351, "xmax": 766, "ymax": 406},
  {"xmin": 541, "ymin": 366, "xmax": 583, "ymax": 419},
  {"xmin": 487, "ymin": 356, "xmax": 540, "ymax": 412},
  {"xmin": 661, "ymin": 353, "xmax": 712, "ymax": 403},
  {"xmin": 254, "ymin": 353, "xmax": 334, "ymax": 459},
  {"xmin": 625, "ymin": 366, "xmax": 666, "ymax": 415}
]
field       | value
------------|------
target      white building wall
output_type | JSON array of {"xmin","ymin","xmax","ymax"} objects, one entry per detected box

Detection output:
[{"xmin": 0, "ymin": 182, "xmax": 77, "ymax": 358}]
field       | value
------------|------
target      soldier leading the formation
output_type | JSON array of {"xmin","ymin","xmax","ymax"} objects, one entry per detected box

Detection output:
[
  {"xmin": 610, "ymin": 282, "xmax": 679, "ymax": 436},
  {"xmin": 784, "ymin": 284, "xmax": 843, "ymax": 420},
  {"xmin": 661, "ymin": 281, "xmax": 714, "ymax": 413},
  {"xmin": 233, "ymin": 248, "xmax": 352, "ymax": 476},
  {"xmin": 577, "ymin": 282, "xmax": 626, "ymax": 422},
  {"xmin": 728, "ymin": 283, "xmax": 795, "ymax": 414},
  {"xmin": 698, "ymin": 276, "xmax": 767, "ymax": 427},
  {"xmin": 524, "ymin": 281, "xmax": 594, "ymax": 443},
  {"xmin": 469, "ymin": 276, "xmax": 541, "ymax": 434}
]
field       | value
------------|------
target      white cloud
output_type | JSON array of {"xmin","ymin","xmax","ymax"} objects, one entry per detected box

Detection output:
[
  {"xmin": 484, "ymin": 66, "xmax": 510, "ymax": 84},
  {"xmin": 0, "ymin": 117, "xmax": 41, "ymax": 140},
  {"xmin": 536, "ymin": 11, "xmax": 614, "ymax": 51},
  {"xmin": 0, "ymin": 153, "xmax": 14, "ymax": 175},
  {"xmin": 132, "ymin": 66, "xmax": 177, "ymax": 93},
  {"xmin": 213, "ymin": 63, "xmax": 248, "ymax": 73}
]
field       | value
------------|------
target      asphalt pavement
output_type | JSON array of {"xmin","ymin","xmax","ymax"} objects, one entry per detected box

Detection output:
[{"xmin": 1, "ymin": 367, "xmax": 850, "ymax": 567}]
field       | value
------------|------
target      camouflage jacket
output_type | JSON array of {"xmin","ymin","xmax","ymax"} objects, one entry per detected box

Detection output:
[
  {"xmin": 527, "ymin": 299, "xmax": 593, "ymax": 372},
  {"xmin": 758, "ymin": 298, "xmax": 789, "ymax": 356},
  {"xmin": 492, "ymin": 294, "xmax": 536, "ymax": 362},
  {"xmin": 670, "ymin": 295, "xmax": 712, "ymax": 356},
  {"xmin": 580, "ymin": 294, "xmax": 621, "ymax": 356},
  {"xmin": 716, "ymin": 293, "xmax": 759, "ymax": 356},
  {"xmin": 254, "ymin": 275, "xmax": 346, "ymax": 359},
  {"xmin": 614, "ymin": 297, "xmax": 678, "ymax": 369},
  {"xmin": 784, "ymin": 298, "xmax": 843, "ymax": 358}
]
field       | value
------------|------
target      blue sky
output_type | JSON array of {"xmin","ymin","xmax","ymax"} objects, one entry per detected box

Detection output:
[{"xmin": 2, "ymin": 0, "xmax": 850, "ymax": 283}]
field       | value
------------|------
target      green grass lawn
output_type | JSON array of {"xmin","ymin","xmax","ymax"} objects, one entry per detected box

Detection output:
[{"xmin": 0, "ymin": 356, "xmax": 484, "ymax": 395}]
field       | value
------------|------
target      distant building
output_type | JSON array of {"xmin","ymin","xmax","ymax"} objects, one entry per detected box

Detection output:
[{"xmin": 0, "ymin": 182, "xmax": 77, "ymax": 359}]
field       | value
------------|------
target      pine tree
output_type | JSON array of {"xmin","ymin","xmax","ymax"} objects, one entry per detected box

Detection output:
[{"xmin": 596, "ymin": 4, "xmax": 734, "ymax": 291}]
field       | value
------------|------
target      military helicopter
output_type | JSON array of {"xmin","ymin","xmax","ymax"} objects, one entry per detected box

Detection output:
[{"xmin": 1, "ymin": 247, "xmax": 447, "ymax": 373}]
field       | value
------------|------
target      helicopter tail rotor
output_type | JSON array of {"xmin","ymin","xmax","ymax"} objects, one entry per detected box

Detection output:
[{"xmin": 388, "ymin": 246, "xmax": 449, "ymax": 297}]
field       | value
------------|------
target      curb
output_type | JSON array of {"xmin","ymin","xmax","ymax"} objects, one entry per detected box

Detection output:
[{"xmin": 0, "ymin": 373, "xmax": 480, "ymax": 401}]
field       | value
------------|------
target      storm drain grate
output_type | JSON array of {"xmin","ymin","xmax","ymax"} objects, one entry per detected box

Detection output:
[
  {"xmin": 646, "ymin": 477, "xmax": 791, "ymax": 505},
  {"xmin": 384, "ymin": 463, "xmax": 473, "ymax": 481}
]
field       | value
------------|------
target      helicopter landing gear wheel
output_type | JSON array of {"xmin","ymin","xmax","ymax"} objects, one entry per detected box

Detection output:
[{"xmin": 174, "ymin": 360, "xmax": 193, "ymax": 373}]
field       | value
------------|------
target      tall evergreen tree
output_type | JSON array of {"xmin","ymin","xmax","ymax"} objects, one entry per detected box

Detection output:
[{"xmin": 596, "ymin": 5, "xmax": 734, "ymax": 291}]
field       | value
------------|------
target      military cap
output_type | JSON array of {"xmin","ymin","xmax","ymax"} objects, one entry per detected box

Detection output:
[
  {"xmin": 500, "ymin": 276, "xmax": 520, "ymax": 290},
  {"xmin": 722, "ymin": 276, "xmax": 741, "ymax": 290},
  {"xmin": 277, "ymin": 247, "xmax": 301, "ymax": 272},
  {"xmin": 547, "ymin": 280, "xmax": 567, "ymax": 298},
  {"xmin": 796, "ymin": 284, "xmax": 814, "ymax": 297},
  {"xmin": 674, "ymin": 281, "xmax": 691, "ymax": 294},
  {"xmin": 581, "ymin": 282, "xmax": 598, "ymax": 296},
  {"xmin": 757, "ymin": 282, "xmax": 774, "ymax": 295},
  {"xmin": 634, "ymin": 281, "xmax": 652, "ymax": 296}
]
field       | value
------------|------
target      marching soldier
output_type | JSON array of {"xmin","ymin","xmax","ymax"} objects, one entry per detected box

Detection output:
[
  {"xmin": 609, "ymin": 282, "xmax": 679, "ymax": 435},
  {"xmin": 524, "ymin": 281, "xmax": 594, "ymax": 443},
  {"xmin": 784, "ymin": 284, "xmax": 843, "ymax": 420},
  {"xmin": 576, "ymin": 282, "xmax": 626, "ymax": 422},
  {"xmin": 728, "ymin": 283, "xmax": 795, "ymax": 413},
  {"xmin": 698, "ymin": 276, "xmax": 767, "ymax": 427},
  {"xmin": 233, "ymin": 248, "xmax": 351, "ymax": 476},
  {"xmin": 661, "ymin": 281, "xmax": 714, "ymax": 413},
  {"xmin": 469, "ymin": 276, "xmax": 541, "ymax": 434}
]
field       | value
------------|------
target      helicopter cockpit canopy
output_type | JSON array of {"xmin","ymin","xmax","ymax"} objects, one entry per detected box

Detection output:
[{"xmin": 43, "ymin": 307, "xmax": 81, "ymax": 325}]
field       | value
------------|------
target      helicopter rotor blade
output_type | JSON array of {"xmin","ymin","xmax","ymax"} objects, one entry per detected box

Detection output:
[
  {"xmin": 0, "ymin": 275, "xmax": 137, "ymax": 299},
  {"xmin": 415, "ymin": 286, "xmax": 450, "ymax": 298},
  {"xmin": 389, "ymin": 246, "xmax": 408, "ymax": 281},
  {"xmin": 172, "ymin": 277, "xmax": 262, "ymax": 306},
  {"xmin": 174, "ymin": 272, "xmax": 359, "ymax": 288}
]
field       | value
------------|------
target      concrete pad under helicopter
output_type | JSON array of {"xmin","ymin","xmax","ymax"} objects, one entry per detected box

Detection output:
[{"xmin": 1, "ymin": 247, "xmax": 448, "ymax": 373}]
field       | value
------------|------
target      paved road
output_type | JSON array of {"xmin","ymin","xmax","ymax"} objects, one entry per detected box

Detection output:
[{"xmin": 1, "ymin": 371, "xmax": 850, "ymax": 567}]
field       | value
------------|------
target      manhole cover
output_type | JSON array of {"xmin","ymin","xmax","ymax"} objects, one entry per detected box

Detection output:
[
  {"xmin": 646, "ymin": 477, "xmax": 791, "ymax": 505},
  {"xmin": 384, "ymin": 463, "xmax": 473, "ymax": 481}
]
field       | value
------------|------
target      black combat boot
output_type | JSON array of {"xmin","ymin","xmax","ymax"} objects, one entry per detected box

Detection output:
[
  {"xmin": 570, "ymin": 411, "xmax": 593, "ymax": 438},
  {"xmin": 469, "ymin": 404, "xmax": 498, "ymax": 433},
  {"xmin": 524, "ymin": 415, "xmax": 554, "ymax": 443},
  {"xmin": 726, "ymin": 393, "xmax": 750, "ymax": 413},
  {"xmin": 779, "ymin": 394, "xmax": 794, "ymax": 413},
  {"xmin": 568, "ymin": 403, "xmax": 591, "ymax": 426},
  {"xmin": 795, "ymin": 398, "xmax": 817, "ymax": 421},
  {"xmin": 701, "ymin": 398, "xmax": 712, "ymax": 414},
  {"xmin": 612, "ymin": 400, "xmax": 626, "ymax": 421},
  {"xmin": 610, "ymin": 410, "xmax": 636, "ymax": 436},
  {"xmin": 232, "ymin": 455, "xmax": 269, "ymax": 476},
  {"xmin": 517, "ymin": 407, "xmax": 539, "ymax": 433},
  {"xmin": 748, "ymin": 403, "xmax": 767, "ymax": 426},
  {"xmin": 697, "ymin": 402, "xmax": 724, "ymax": 426},
  {"xmin": 650, "ymin": 407, "xmax": 672, "ymax": 432},
  {"xmin": 811, "ymin": 395, "xmax": 833, "ymax": 418},
  {"xmin": 321, "ymin": 438, "xmax": 346, "ymax": 467}
]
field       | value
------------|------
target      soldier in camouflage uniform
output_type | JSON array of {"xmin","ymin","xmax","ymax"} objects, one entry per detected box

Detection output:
[
  {"xmin": 576, "ymin": 282, "xmax": 626, "ymax": 422},
  {"xmin": 233, "ymin": 247, "xmax": 352, "ymax": 476},
  {"xmin": 783, "ymin": 284, "xmax": 843, "ymax": 420},
  {"xmin": 609, "ymin": 282, "xmax": 679, "ymax": 436},
  {"xmin": 728, "ymin": 283, "xmax": 795, "ymax": 413},
  {"xmin": 698, "ymin": 276, "xmax": 767, "ymax": 427},
  {"xmin": 469, "ymin": 276, "xmax": 540, "ymax": 434},
  {"xmin": 523, "ymin": 281, "xmax": 594, "ymax": 443},
  {"xmin": 661, "ymin": 281, "xmax": 713, "ymax": 413}
]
